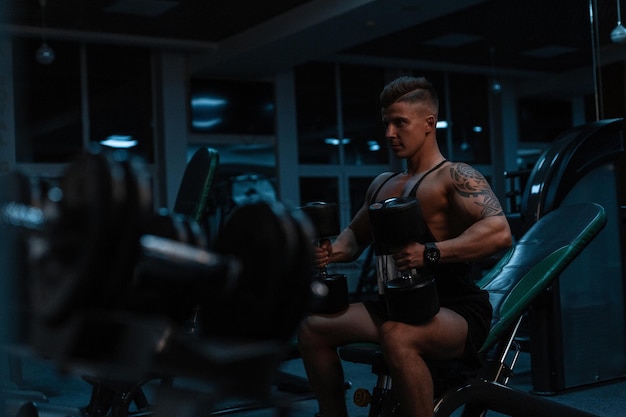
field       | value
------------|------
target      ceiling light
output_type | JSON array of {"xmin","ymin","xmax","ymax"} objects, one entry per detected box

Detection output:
[
  {"xmin": 36, "ymin": 43, "xmax": 55, "ymax": 65},
  {"xmin": 100, "ymin": 135, "xmax": 138, "ymax": 148},
  {"xmin": 489, "ymin": 47, "xmax": 502, "ymax": 94},
  {"xmin": 192, "ymin": 119, "xmax": 222, "ymax": 129},
  {"xmin": 35, "ymin": 0, "xmax": 55, "ymax": 65},
  {"xmin": 191, "ymin": 97, "xmax": 227, "ymax": 108},
  {"xmin": 324, "ymin": 138, "xmax": 350, "ymax": 146},
  {"xmin": 367, "ymin": 141, "xmax": 380, "ymax": 151},
  {"xmin": 611, "ymin": 0, "xmax": 626, "ymax": 43}
]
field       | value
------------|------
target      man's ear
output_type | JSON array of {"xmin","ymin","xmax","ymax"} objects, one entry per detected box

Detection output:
[{"xmin": 425, "ymin": 115, "xmax": 436, "ymax": 131}]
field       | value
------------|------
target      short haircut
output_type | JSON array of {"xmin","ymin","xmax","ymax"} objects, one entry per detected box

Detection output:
[{"xmin": 380, "ymin": 76, "xmax": 439, "ymax": 115}]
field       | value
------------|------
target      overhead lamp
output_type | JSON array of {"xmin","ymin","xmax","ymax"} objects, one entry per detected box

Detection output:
[
  {"xmin": 611, "ymin": 0, "xmax": 626, "ymax": 43},
  {"xmin": 489, "ymin": 47, "xmax": 502, "ymax": 94},
  {"xmin": 367, "ymin": 141, "xmax": 380, "ymax": 151},
  {"xmin": 35, "ymin": 0, "xmax": 55, "ymax": 65},
  {"xmin": 324, "ymin": 138, "xmax": 350, "ymax": 146},
  {"xmin": 100, "ymin": 135, "xmax": 138, "ymax": 149}
]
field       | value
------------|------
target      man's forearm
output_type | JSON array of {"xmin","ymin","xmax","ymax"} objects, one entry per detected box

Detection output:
[{"xmin": 329, "ymin": 227, "xmax": 365, "ymax": 263}]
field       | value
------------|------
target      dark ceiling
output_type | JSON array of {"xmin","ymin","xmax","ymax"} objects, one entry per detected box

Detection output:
[
  {"xmin": 2, "ymin": 0, "xmax": 625, "ymax": 89},
  {"xmin": 4, "ymin": 0, "xmax": 314, "ymax": 44}
]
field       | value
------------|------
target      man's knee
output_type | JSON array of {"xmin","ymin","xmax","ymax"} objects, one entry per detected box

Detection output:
[
  {"xmin": 379, "ymin": 321, "xmax": 411, "ymax": 356},
  {"xmin": 297, "ymin": 316, "xmax": 313, "ymax": 344},
  {"xmin": 379, "ymin": 321, "xmax": 430, "ymax": 368},
  {"xmin": 297, "ymin": 315, "xmax": 325, "ymax": 351}
]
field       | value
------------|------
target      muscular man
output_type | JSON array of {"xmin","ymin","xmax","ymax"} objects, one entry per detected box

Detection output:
[{"xmin": 297, "ymin": 76, "xmax": 512, "ymax": 417}]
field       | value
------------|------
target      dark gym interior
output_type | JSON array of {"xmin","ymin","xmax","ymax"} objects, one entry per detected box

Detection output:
[{"xmin": 2, "ymin": 1, "xmax": 626, "ymax": 416}]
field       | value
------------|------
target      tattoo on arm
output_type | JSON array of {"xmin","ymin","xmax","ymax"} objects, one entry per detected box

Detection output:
[{"xmin": 450, "ymin": 163, "xmax": 504, "ymax": 217}]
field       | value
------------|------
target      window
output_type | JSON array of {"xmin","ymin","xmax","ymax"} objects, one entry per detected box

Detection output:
[
  {"xmin": 296, "ymin": 62, "xmax": 395, "ymax": 231},
  {"xmin": 448, "ymin": 73, "xmax": 491, "ymax": 164},
  {"xmin": 87, "ymin": 44, "xmax": 154, "ymax": 162},
  {"xmin": 13, "ymin": 37, "xmax": 82, "ymax": 163},
  {"xmin": 339, "ymin": 64, "xmax": 388, "ymax": 165},
  {"xmin": 299, "ymin": 177, "xmax": 339, "ymax": 206},
  {"xmin": 189, "ymin": 78, "xmax": 275, "ymax": 135},
  {"xmin": 518, "ymin": 97, "xmax": 573, "ymax": 143},
  {"xmin": 349, "ymin": 177, "xmax": 375, "ymax": 218},
  {"xmin": 295, "ymin": 62, "xmax": 338, "ymax": 164},
  {"xmin": 187, "ymin": 78, "xmax": 277, "ymax": 192},
  {"xmin": 12, "ymin": 38, "xmax": 155, "ymax": 164}
]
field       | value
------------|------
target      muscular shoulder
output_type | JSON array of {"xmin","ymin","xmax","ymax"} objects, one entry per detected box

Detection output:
[
  {"xmin": 365, "ymin": 171, "xmax": 398, "ymax": 201},
  {"xmin": 372, "ymin": 171, "xmax": 398, "ymax": 185},
  {"xmin": 442, "ymin": 162, "xmax": 504, "ymax": 218},
  {"xmin": 444, "ymin": 162, "xmax": 488, "ymax": 190}
]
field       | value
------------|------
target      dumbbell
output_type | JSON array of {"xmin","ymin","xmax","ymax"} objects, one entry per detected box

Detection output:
[
  {"xmin": 0, "ymin": 170, "xmax": 34, "ymax": 344},
  {"xmin": 297, "ymin": 201, "xmax": 349, "ymax": 314},
  {"xmin": 2, "ymin": 149, "xmax": 314, "ymax": 345},
  {"xmin": 200, "ymin": 199, "xmax": 314, "ymax": 342},
  {"xmin": 2, "ymin": 150, "xmax": 152, "ymax": 325},
  {"xmin": 131, "ymin": 196, "xmax": 315, "ymax": 343},
  {"xmin": 368, "ymin": 197, "xmax": 439, "ymax": 324}
]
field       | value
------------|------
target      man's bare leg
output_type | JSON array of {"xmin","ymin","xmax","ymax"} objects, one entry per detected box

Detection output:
[
  {"xmin": 379, "ymin": 309, "xmax": 469, "ymax": 417},
  {"xmin": 298, "ymin": 303, "xmax": 380, "ymax": 417},
  {"xmin": 299, "ymin": 334, "xmax": 348, "ymax": 417}
]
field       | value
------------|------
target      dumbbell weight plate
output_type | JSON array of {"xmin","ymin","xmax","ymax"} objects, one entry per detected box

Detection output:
[
  {"xmin": 28, "ymin": 152, "xmax": 127, "ymax": 323},
  {"xmin": 297, "ymin": 201, "xmax": 340, "ymax": 239},
  {"xmin": 1, "ymin": 171, "xmax": 33, "ymax": 342},
  {"xmin": 144, "ymin": 209, "xmax": 190, "ymax": 243},
  {"xmin": 131, "ymin": 209, "xmax": 216, "ymax": 323},
  {"xmin": 102, "ymin": 152, "xmax": 153, "ymax": 309},
  {"xmin": 281, "ymin": 205, "xmax": 316, "ymax": 334},
  {"xmin": 206, "ymin": 199, "xmax": 313, "ymax": 342}
]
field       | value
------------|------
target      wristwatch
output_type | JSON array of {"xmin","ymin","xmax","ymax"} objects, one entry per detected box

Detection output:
[{"xmin": 424, "ymin": 242, "xmax": 440, "ymax": 265}]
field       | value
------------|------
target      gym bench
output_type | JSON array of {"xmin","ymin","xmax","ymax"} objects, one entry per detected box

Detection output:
[{"xmin": 339, "ymin": 202, "xmax": 607, "ymax": 417}]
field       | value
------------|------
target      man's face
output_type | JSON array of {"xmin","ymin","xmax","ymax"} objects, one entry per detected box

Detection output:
[{"xmin": 382, "ymin": 101, "xmax": 435, "ymax": 158}]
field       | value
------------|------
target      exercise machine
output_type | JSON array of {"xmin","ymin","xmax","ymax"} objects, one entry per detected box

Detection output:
[{"xmin": 339, "ymin": 202, "xmax": 606, "ymax": 417}]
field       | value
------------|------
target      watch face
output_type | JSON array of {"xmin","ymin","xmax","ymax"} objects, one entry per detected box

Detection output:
[{"xmin": 425, "ymin": 244, "xmax": 440, "ymax": 263}]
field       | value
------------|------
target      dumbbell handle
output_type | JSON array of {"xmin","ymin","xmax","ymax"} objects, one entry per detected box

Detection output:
[
  {"xmin": 318, "ymin": 239, "xmax": 328, "ymax": 278},
  {"xmin": 139, "ymin": 234, "xmax": 241, "ymax": 293},
  {"xmin": 141, "ymin": 234, "xmax": 218, "ymax": 266}
]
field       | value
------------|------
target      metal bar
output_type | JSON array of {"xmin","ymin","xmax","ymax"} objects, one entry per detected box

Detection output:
[{"xmin": 434, "ymin": 379, "xmax": 600, "ymax": 417}]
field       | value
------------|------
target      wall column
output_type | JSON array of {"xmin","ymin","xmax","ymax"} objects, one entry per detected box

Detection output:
[{"xmin": 155, "ymin": 51, "xmax": 189, "ymax": 210}]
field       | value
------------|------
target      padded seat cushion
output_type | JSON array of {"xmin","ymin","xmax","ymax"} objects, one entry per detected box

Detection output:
[{"xmin": 339, "ymin": 342, "xmax": 381, "ymax": 364}]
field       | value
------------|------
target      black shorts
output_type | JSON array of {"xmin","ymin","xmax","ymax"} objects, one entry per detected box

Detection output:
[{"xmin": 363, "ymin": 291, "xmax": 491, "ymax": 369}]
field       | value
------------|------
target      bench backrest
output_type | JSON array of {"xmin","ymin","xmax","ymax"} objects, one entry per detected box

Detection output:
[
  {"xmin": 477, "ymin": 202, "xmax": 606, "ymax": 354},
  {"xmin": 173, "ymin": 147, "xmax": 220, "ymax": 225}
]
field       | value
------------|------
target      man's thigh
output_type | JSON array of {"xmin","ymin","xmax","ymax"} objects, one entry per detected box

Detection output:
[
  {"xmin": 383, "ymin": 307, "xmax": 468, "ymax": 360},
  {"xmin": 305, "ymin": 302, "xmax": 380, "ymax": 345}
]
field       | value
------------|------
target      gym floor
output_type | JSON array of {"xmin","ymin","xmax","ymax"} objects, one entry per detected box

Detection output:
[{"xmin": 3, "ymin": 348, "xmax": 626, "ymax": 417}]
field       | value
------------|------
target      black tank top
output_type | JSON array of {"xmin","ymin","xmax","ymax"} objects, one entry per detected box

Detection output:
[
  {"xmin": 370, "ymin": 160, "xmax": 484, "ymax": 300},
  {"xmin": 371, "ymin": 159, "xmax": 447, "ymax": 202},
  {"xmin": 370, "ymin": 159, "xmax": 447, "ymax": 243},
  {"xmin": 369, "ymin": 161, "xmax": 491, "ymax": 368}
]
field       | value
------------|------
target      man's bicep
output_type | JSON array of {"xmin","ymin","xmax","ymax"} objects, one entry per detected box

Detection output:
[
  {"xmin": 347, "ymin": 205, "xmax": 372, "ymax": 246},
  {"xmin": 448, "ymin": 163, "xmax": 505, "ymax": 219}
]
